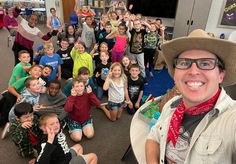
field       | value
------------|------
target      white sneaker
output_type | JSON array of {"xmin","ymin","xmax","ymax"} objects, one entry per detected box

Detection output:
[{"xmin": 1, "ymin": 122, "xmax": 10, "ymax": 139}]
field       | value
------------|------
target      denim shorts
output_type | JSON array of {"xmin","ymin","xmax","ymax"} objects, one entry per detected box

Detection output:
[
  {"xmin": 108, "ymin": 101, "xmax": 124, "ymax": 110},
  {"xmin": 67, "ymin": 118, "xmax": 93, "ymax": 133}
]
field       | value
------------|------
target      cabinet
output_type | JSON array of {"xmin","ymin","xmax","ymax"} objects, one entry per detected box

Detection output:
[{"xmin": 172, "ymin": 0, "xmax": 213, "ymax": 38}]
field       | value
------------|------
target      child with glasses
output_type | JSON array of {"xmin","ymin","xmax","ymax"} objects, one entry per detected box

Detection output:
[{"xmin": 9, "ymin": 102, "xmax": 41, "ymax": 161}]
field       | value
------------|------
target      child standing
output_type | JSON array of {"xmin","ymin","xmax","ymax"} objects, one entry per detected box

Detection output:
[
  {"xmin": 102, "ymin": 62, "xmax": 130, "ymax": 121},
  {"xmin": 37, "ymin": 113, "xmax": 97, "ymax": 164},
  {"xmin": 97, "ymin": 22, "xmax": 115, "ymax": 51},
  {"xmin": 126, "ymin": 64, "xmax": 144, "ymax": 114},
  {"xmin": 106, "ymin": 23, "xmax": 128, "ymax": 62},
  {"xmin": 71, "ymin": 41, "xmax": 93, "ymax": 78},
  {"xmin": 64, "ymin": 79, "xmax": 100, "ymax": 142},
  {"xmin": 9, "ymin": 102, "xmax": 41, "ymax": 159},
  {"xmin": 8, "ymin": 50, "xmax": 31, "ymax": 86},
  {"xmin": 56, "ymin": 38, "xmax": 74, "ymax": 80},
  {"xmin": 39, "ymin": 41, "xmax": 63, "ymax": 81},
  {"xmin": 128, "ymin": 19, "xmax": 151, "ymax": 78},
  {"xmin": 144, "ymin": 23, "xmax": 159, "ymax": 77},
  {"xmin": 94, "ymin": 52, "xmax": 111, "ymax": 100},
  {"xmin": 81, "ymin": 16, "xmax": 96, "ymax": 52}
]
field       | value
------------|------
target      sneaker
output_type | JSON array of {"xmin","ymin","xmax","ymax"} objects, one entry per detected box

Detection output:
[{"xmin": 1, "ymin": 122, "xmax": 10, "ymax": 139}]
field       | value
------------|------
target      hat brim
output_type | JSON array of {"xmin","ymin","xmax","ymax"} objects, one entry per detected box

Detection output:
[{"xmin": 161, "ymin": 37, "xmax": 236, "ymax": 86}]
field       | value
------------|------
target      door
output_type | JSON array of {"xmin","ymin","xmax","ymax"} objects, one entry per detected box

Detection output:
[
  {"xmin": 173, "ymin": 0, "xmax": 213, "ymax": 38},
  {"xmin": 62, "ymin": 0, "xmax": 75, "ymax": 23},
  {"xmin": 173, "ymin": 0, "xmax": 195, "ymax": 38},
  {"xmin": 188, "ymin": 0, "xmax": 213, "ymax": 33}
]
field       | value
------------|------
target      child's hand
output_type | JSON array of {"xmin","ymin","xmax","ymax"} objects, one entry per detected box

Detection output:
[
  {"xmin": 23, "ymin": 66, "xmax": 30, "ymax": 71},
  {"xmin": 21, "ymin": 121, "xmax": 32, "ymax": 129},
  {"xmin": 93, "ymin": 44, "xmax": 99, "ymax": 51},
  {"xmin": 46, "ymin": 126, "xmax": 55, "ymax": 144},
  {"xmin": 71, "ymin": 89, "xmax": 77, "ymax": 96},
  {"xmin": 16, "ymin": 95, "xmax": 22, "ymax": 103},
  {"xmin": 107, "ymin": 70, "xmax": 113, "ymax": 79},
  {"xmin": 86, "ymin": 85, "xmax": 92, "ymax": 93},
  {"xmin": 95, "ymin": 72, "xmax": 100, "ymax": 78},
  {"xmin": 135, "ymin": 102, "xmax": 140, "ymax": 109},
  {"xmin": 128, "ymin": 101, "xmax": 133, "ymax": 109}
]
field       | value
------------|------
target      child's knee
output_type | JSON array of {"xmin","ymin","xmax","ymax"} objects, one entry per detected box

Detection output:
[
  {"xmin": 83, "ymin": 129, "xmax": 94, "ymax": 139},
  {"xmin": 70, "ymin": 132, "xmax": 82, "ymax": 142}
]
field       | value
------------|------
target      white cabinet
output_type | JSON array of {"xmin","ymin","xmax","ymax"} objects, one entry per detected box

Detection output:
[{"xmin": 173, "ymin": 0, "xmax": 213, "ymax": 38}]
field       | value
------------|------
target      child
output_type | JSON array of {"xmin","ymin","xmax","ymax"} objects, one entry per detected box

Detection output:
[
  {"xmin": 91, "ymin": 42, "xmax": 111, "ymax": 67},
  {"xmin": 8, "ymin": 50, "xmax": 31, "ymax": 86},
  {"xmin": 121, "ymin": 55, "xmax": 132, "ymax": 76},
  {"xmin": 9, "ymin": 102, "xmax": 41, "ymax": 159},
  {"xmin": 33, "ymin": 44, "xmax": 45, "ymax": 65},
  {"xmin": 102, "ymin": 62, "xmax": 130, "ymax": 121},
  {"xmin": 64, "ymin": 78, "xmax": 100, "ymax": 142},
  {"xmin": 37, "ymin": 80, "xmax": 67, "ymax": 120},
  {"xmin": 37, "ymin": 113, "xmax": 97, "ymax": 164},
  {"xmin": 40, "ymin": 65, "xmax": 53, "ymax": 87},
  {"xmin": 126, "ymin": 64, "xmax": 144, "ymax": 114},
  {"xmin": 8, "ymin": 77, "xmax": 42, "ymax": 123},
  {"xmin": 94, "ymin": 52, "xmax": 111, "ymax": 100},
  {"xmin": 56, "ymin": 38, "xmax": 74, "ymax": 79},
  {"xmin": 71, "ymin": 41, "xmax": 93, "ymax": 78},
  {"xmin": 64, "ymin": 66, "xmax": 96, "ymax": 97},
  {"xmin": 81, "ymin": 16, "xmax": 96, "ymax": 52},
  {"xmin": 57, "ymin": 25, "xmax": 80, "ymax": 48},
  {"xmin": 39, "ymin": 41, "xmax": 63, "ymax": 81},
  {"xmin": 106, "ymin": 23, "xmax": 129, "ymax": 62},
  {"xmin": 144, "ymin": 23, "xmax": 160, "ymax": 77},
  {"xmin": 128, "ymin": 19, "xmax": 151, "ymax": 78},
  {"xmin": 12, "ymin": 4, "xmax": 54, "ymax": 65},
  {"xmin": 97, "ymin": 21, "xmax": 115, "ymax": 51},
  {"xmin": 0, "ymin": 65, "xmax": 43, "ymax": 126}
]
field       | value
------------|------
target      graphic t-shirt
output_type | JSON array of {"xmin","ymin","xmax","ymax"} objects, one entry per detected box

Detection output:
[
  {"xmin": 144, "ymin": 31, "xmax": 159, "ymax": 49},
  {"xmin": 127, "ymin": 76, "xmax": 144, "ymax": 102},
  {"xmin": 129, "ymin": 29, "xmax": 146, "ymax": 54},
  {"xmin": 165, "ymin": 112, "xmax": 209, "ymax": 163}
]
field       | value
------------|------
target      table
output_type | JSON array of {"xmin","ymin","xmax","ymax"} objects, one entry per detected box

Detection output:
[{"xmin": 130, "ymin": 97, "xmax": 161, "ymax": 163}]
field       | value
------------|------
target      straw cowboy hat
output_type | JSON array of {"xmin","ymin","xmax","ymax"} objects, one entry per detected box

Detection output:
[{"xmin": 161, "ymin": 29, "xmax": 236, "ymax": 86}]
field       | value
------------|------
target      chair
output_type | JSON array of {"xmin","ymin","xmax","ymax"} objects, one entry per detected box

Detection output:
[{"xmin": 228, "ymin": 31, "xmax": 236, "ymax": 42}]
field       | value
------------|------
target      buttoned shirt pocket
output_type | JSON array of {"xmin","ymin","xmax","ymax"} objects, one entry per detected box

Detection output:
[{"xmin": 194, "ymin": 136, "xmax": 225, "ymax": 163}]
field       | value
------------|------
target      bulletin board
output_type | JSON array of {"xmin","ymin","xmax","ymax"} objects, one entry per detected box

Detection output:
[{"xmin": 219, "ymin": 0, "xmax": 236, "ymax": 28}]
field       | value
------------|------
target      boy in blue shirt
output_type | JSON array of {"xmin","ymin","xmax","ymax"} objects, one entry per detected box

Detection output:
[{"xmin": 39, "ymin": 41, "xmax": 63, "ymax": 81}]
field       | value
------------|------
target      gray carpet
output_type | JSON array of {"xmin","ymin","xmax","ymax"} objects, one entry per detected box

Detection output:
[{"xmin": 0, "ymin": 25, "xmax": 137, "ymax": 164}]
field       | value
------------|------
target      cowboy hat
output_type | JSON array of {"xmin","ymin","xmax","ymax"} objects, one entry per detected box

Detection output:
[{"xmin": 161, "ymin": 29, "xmax": 236, "ymax": 86}]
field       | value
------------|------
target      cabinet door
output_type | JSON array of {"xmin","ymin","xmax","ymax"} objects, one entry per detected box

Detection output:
[
  {"xmin": 173, "ymin": 0, "xmax": 195, "ymax": 38},
  {"xmin": 188, "ymin": 0, "xmax": 213, "ymax": 33}
]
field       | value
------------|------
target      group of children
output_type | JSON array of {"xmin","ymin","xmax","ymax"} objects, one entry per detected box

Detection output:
[{"xmin": 0, "ymin": 1, "xmax": 167, "ymax": 163}]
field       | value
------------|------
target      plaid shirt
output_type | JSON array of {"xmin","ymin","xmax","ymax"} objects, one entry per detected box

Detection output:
[{"xmin": 9, "ymin": 117, "xmax": 42, "ymax": 158}]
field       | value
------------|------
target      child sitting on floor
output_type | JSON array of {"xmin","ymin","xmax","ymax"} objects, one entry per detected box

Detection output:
[
  {"xmin": 8, "ymin": 50, "xmax": 31, "ymax": 86},
  {"xmin": 9, "ymin": 102, "xmax": 41, "ymax": 160},
  {"xmin": 64, "ymin": 78, "xmax": 100, "ymax": 142},
  {"xmin": 36, "ymin": 113, "xmax": 97, "ymax": 164},
  {"xmin": 37, "ymin": 80, "xmax": 67, "ymax": 120}
]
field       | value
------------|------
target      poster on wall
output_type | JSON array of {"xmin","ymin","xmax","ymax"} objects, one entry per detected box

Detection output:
[{"xmin": 219, "ymin": 0, "xmax": 236, "ymax": 28}]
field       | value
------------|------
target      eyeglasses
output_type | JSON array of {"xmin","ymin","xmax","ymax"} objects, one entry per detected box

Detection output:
[{"xmin": 174, "ymin": 58, "xmax": 219, "ymax": 70}]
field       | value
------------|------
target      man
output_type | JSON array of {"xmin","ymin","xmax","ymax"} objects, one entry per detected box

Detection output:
[{"xmin": 145, "ymin": 29, "xmax": 236, "ymax": 164}]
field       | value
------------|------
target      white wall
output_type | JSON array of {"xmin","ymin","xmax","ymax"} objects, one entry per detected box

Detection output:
[{"xmin": 206, "ymin": 0, "xmax": 235, "ymax": 38}]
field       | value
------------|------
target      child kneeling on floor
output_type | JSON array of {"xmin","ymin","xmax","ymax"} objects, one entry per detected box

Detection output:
[
  {"xmin": 36, "ymin": 113, "xmax": 97, "ymax": 164},
  {"xmin": 64, "ymin": 78, "xmax": 100, "ymax": 142}
]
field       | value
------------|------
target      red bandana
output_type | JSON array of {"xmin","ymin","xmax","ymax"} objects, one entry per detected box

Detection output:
[{"xmin": 166, "ymin": 89, "xmax": 221, "ymax": 147}]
